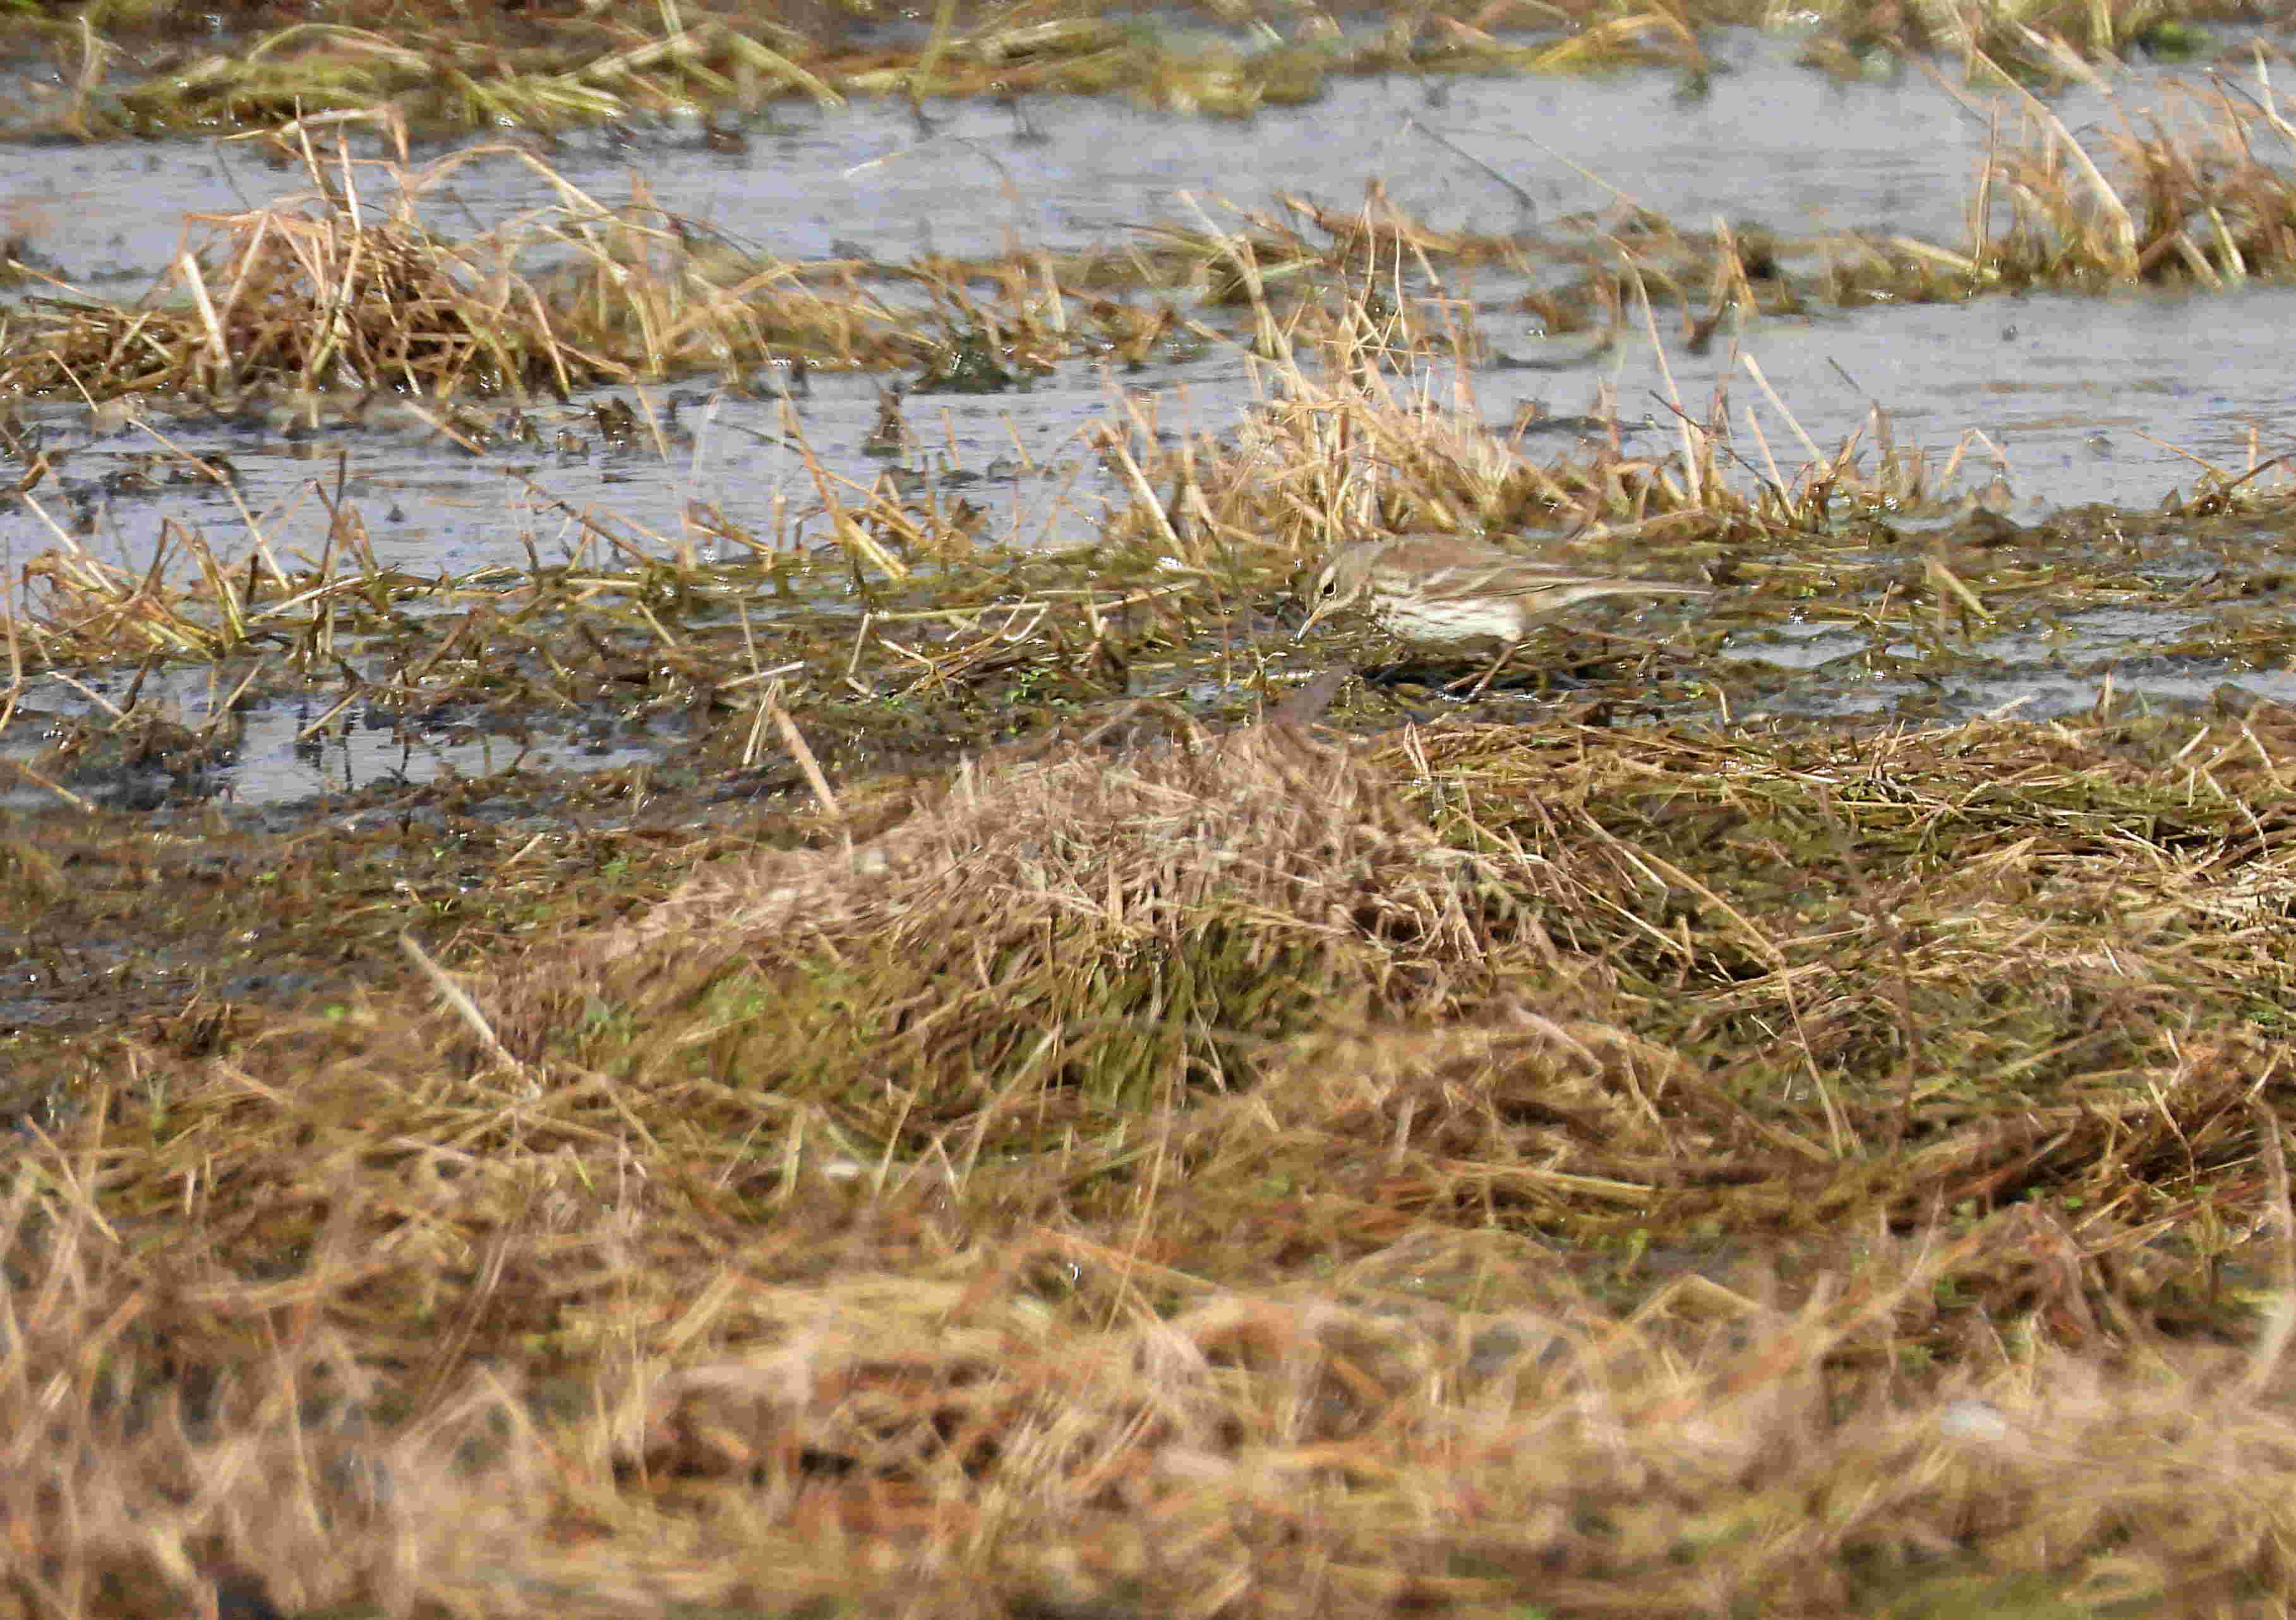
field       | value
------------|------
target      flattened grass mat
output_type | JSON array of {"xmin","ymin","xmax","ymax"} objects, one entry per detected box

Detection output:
[{"xmin": 13, "ymin": 706, "xmax": 2296, "ymax": 1618}]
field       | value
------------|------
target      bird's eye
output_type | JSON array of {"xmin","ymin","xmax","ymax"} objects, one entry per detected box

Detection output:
[{"xmin": 1319, "ymin": 578, "xmax": 1337, "ymax": 596}]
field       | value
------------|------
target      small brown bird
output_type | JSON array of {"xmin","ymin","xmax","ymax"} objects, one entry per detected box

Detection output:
[{"xmin": 1294, "ymin": 534, "xmax": 1712, "ymax": 695}]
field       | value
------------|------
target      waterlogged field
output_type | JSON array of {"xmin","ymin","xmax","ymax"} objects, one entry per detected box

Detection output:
[{"xmin": 8, "ymin": 2, "xmax": 2296, "ymax": 1616}]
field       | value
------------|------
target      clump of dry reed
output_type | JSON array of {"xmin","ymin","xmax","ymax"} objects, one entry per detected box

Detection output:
[
  {"xmin": 1977, "ymin": 61, "xmax": 2296, "ymax": 285},
  {"xmin": 497, "ymin": 712, "xmax": 1510, "ymax": 1122},
  {"xmin": 1789, "ymin": 0, "xmax": 2203, "ymax": 82},
  {"xmin": 26, "ymin": 0, "xmax": 2219, "ymax": 144},
  {"xmin": 0, "ymin": 139, "xmax": 942, "ymax": 403},
  {"xmin": 39, "ymin": 0, "xmax": 1721, "ymax": 139},
  {"xmin": 27, "ymin": 78, "xmax": 2296, "ymax": 431},
  {"xmin": 15, "ymin": 86, "xmax": 2292, "ymax": 452},
  {"xmin": 1087, "ymin": 218, "xmax": 1995, "ymax": 642}
]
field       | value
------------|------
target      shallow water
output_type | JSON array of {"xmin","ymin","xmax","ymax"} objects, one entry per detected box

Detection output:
[{"xmin": 6, "ymin": 30, "xmax": 2296, "ymax": 801}]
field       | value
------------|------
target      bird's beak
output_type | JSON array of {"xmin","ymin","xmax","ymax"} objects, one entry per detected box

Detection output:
[{"xmin": 1292, "ymin": 602, "xmax": 1325, "ymax": 644}]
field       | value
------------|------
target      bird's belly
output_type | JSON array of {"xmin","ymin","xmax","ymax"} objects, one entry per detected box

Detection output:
[{"xmin": 1374, "ymin": 597, "xmax": 1520, "ymax": 647}]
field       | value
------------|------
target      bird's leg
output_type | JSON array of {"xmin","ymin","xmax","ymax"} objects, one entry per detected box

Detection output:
[{"xmin": 1452, "ymin": 640, "xmax": 1521, "ymax": 697}]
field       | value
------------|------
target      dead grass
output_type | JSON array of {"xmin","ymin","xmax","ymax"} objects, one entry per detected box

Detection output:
[
  {"xmin": 21, "ymin": 0, "xmax": 1713, "ymax": 138},
  {"xmin": 1969, "ymin": 57, "xmax": 2296, "ymax": 285},
  {"xmin": 0, "ymin": 141, "xmax": 946, "ymax": 402},
  {"xmin": 11, "ymin": 702, "xmax": 2296, "ymax": 1618},
  {"xmin": 24, "ymin": 66, "xmax": 2296, "ymax": 421},
  {"xmin": 5, "ymin": 0, "xmax": 2234, "ymax": 141},
  {"xmin": 14, "ymin": 117, "xmax": 2296, "ymax": 1620}
]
